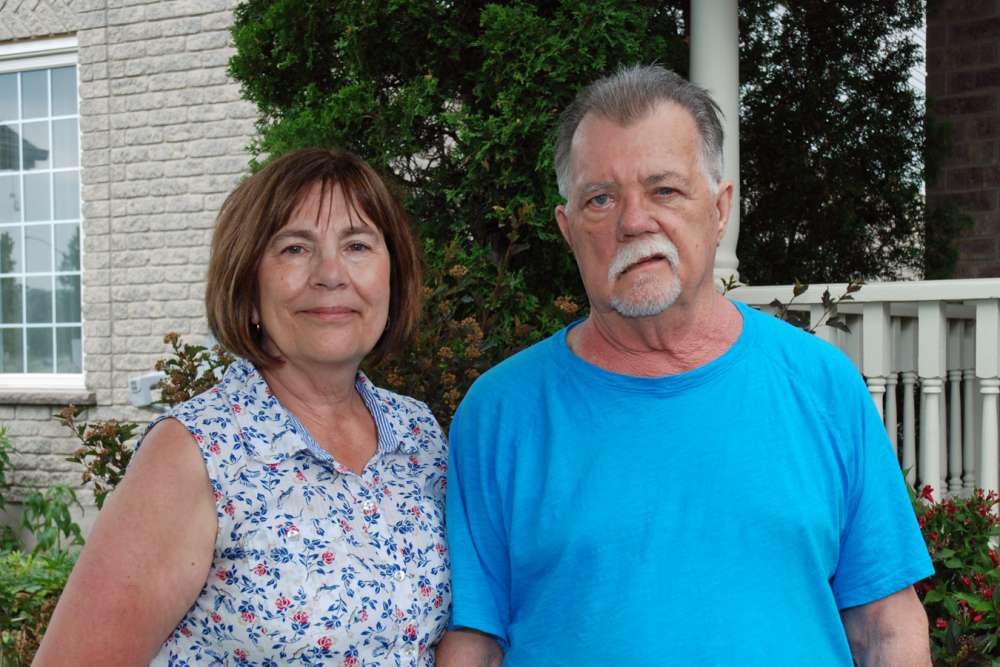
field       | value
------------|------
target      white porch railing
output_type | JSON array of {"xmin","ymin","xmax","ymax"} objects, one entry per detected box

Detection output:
[{"xmin": 730, "ymin": 279, "xmax": 1000, "ymax": 498}]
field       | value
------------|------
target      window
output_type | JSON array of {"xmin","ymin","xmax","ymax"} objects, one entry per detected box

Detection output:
[{"xmin": 0, "ymin": 37, "xmax": 82, "ymax": 389}]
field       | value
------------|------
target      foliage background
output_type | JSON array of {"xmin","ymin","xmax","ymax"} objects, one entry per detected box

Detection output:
[{"xmin": 226, "ymin": 0, "xmax": 941, "ymax": 423}]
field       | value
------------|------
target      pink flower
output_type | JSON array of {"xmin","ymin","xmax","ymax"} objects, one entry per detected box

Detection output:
[
  {"xmin": 223, "ymin": 502, "xmax": 235, "ymax": 517},
  {"xmin": 209, "ymin": 442, "xmax": 221, "ymax": 455},
  {"xmin": 293, "ymin": 610, "xmax": 309, "ymax": 624},
  {"xmin": 211, "ymin": 612, "xmax": 222, "ymax": 623},
  {"xmin": 296, "ymin": 470, "xmax": 306, "ymax": 481},
  {"xmin": 317, "ymin": 636, "xmax": 332, "ymax": 651},
  {"xmin": 433, "ymin": 595, "xmax": 443, "ymax": 608},
  {"xmin": 253, "ymin": 563, "xmax": 267, "ymax": 576},
  {"xmin": 410, "ymin": 505, "xmax": 422, "ymax": 518},
  {"xmin": 275, "ymin": 596, "xmax": 292, "ymax": 611},
  {"xmin": 179, "ymin": 625, "xmax": 192, "ymax": 637},
  {"xmin": 234, "ymin": 648, "xmax": 248, "ymax": 661},
  {"xmin": 241, "ymin": 611, "xmax": 255, "ymax": 623},
  {"xmin": 420, "ymin": 585, "xmax": 432, "ymax": 597},
  {"xmin": 215, "ymin": 569, "xmax": 228, "ymax": 581},
  {"xmin": 344, "ymin": 657, "xmax": 358, "ymax": 667},
  {"xmin": 405, "ymin": 624, "xmax": 417, "ymax": 639},
  {"xmin": 231, "ymin": 404, "xmax": 242, "ymax": 414},
  {"xmin": 322, "ymin": 551, "xmax": 336, "ymax": 564}
]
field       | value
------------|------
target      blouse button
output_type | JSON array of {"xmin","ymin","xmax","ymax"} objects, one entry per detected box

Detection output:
[
  {"xmin": 393, "ymin": 569, "xmax": 406, "ymax": 582},
  {"xmin": 286, "ymin": 525, "xmax": 301, "ymax": 540},
  {"xmin": 362, "ymin": 500, "xmax": 377, "ymax": 513}
]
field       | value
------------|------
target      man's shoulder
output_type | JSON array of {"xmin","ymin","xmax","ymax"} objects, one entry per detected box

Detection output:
[
  {"xmin": 458, "ymin": 329, "xmax": 563, "ymax": 410},
  {"xmin": 741, "ymin": 303, "xmax": 861, "ymax": 384}
]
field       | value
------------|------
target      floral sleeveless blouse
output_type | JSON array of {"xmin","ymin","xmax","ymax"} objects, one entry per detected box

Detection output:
[{"xmin": 143, "ymin": 358, "xmax": 451, "ymax": 666}]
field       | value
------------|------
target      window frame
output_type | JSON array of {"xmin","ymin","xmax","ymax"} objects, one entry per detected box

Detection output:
[{"xmin": 0, "ymin": 36, "xmax": 85, "ymax": 392}]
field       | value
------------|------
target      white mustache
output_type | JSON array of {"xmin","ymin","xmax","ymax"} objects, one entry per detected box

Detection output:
[{"xmin": 608, "ymin": 238, "xmax": 680, "ymax": 283}]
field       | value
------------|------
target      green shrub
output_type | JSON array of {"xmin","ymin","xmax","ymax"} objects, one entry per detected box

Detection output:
[
  {"xmin": 0, "ymin": 549, "xmax": 75, "ymax": 666},
  {"xmin": 912, "ymin": 485, "xmax": 1000, "ymax": 665}
]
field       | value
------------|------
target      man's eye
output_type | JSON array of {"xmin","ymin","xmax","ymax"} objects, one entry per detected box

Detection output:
[
  {"xmin": 655, "ymin": 187, "xmax": 676, "ymax": 197},
  {"xmin": 588, "ymin": 194, "xmax": 611, "ymax": 207}
]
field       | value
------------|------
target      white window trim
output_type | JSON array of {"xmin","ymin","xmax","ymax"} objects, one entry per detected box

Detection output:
[{"xmin": 0, "ymin": 37, "xmax": 84, "ymax": 394}]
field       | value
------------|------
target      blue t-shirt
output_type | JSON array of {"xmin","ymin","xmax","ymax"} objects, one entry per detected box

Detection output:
[{"xmin": 447, "ymin": 301, "xmax": 932, "ymax": 666}]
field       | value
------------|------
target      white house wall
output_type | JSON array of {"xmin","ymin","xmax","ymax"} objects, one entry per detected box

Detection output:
[{"xmin": 0, "ymin": 0, "xmax": 256, "ymax": 509}]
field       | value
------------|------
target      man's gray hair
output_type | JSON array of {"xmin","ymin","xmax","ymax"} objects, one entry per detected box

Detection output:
[{"xmin": 553, "ymin": 64, "xmax": 725, "ymax": 199}]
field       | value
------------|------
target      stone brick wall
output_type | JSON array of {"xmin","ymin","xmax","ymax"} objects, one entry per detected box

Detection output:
[
  {"xmin": 0, "ymin": 0, "xmax": 257, "ymax": 518},
  {"xmin": 927, "ymin": 1, "xmax": 1000, "ymax": 277}
]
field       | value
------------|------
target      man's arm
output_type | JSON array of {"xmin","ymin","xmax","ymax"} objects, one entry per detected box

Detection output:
[
  {"xmin": 839, "ymin": 585, "xmax": 930, "ymax": 667},
  {"xmin": 436, "ymin": 628, "xmax": 504, "ymax": 667}
]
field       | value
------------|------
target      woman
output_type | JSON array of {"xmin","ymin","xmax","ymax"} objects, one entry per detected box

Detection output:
[{"xmin": 36, "ymin": 149, "xmax": 450, "ymax": 665}]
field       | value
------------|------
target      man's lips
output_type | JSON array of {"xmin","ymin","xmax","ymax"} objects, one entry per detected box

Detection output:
[{"xmin": 620, "ymin": 254, "xmax": 668, "ymax": 275}]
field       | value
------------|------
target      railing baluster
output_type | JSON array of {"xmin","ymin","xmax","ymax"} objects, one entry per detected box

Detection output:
[
  {"xmin": 947, "ymin": 320, "xmax": 964, "ymax": 495},
  {"xmin": 963, "ymin": 322, "xmax": 977, "ymax": 494},
  {"xmin": 918, "ymin": 302, "xmax": 947, "ymax": 495},
  {"xmin": 863, "ymin": 303, "xmax": 891, "ymax": 419},
  {"xmin": 886, "ymin": 372, "xmax": 898, "ymax": 453},
  {"xmin": 976, "ymin": 300, "xmax": 1000, "ymax": 494},
  {"xmin": 902, "ymin": 370, "xmax": 917, "ymax": 484}
]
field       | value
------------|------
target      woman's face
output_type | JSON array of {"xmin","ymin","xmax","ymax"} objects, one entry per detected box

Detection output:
[{"xmin": 255, "ymin": 181, "xmax": 391, "ymax": 374}]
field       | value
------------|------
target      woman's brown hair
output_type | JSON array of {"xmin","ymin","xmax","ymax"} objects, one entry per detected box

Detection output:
[{"xmin": 205, "ymin": 148, "xmax": 423, "ymax": 368}]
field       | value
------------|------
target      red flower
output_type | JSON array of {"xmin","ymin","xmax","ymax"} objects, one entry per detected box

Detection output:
[
  {"xmin": 990, "ymin": 550, "xmax": 999, "ymax": 568},
  {"xmin": 405, "ymin": 624, "xmax": 417, "ymax": 639},
  {"xmin": 241, "ymin": 611, "xmax": 255, "ymax": 623},
  {"xmin": 234, "ymin": 648, "xmax": 248, "ymax": 661},
  {"xmin": 322, "ymin": 551, "xmax": 336, "ymax": 565},
  {"xmin": 253, "ymin": 563, "xmax": 267, "ymax": 576},
  {"xmin": 420, "ymin": 585, "xmax": 432, "ymax": 597},
  {"xmin": 919, "ymin": 485, "xmax": 935, "ymax": 503},
  {"xmin": 275, "ymin": 596, "xmax": 292, "ymax": 611},
  {"xmin": 215, "ymin": 569, "xmax": 228, "ymax": 581},
  {"xmin": 223, "ymin": 502, "xmax": 235, "ymax": 517},
  {"xmin": 974, "ymin": 613, "xmax": 984, "ymax": 623},
  {"xmin": 293, "ymin": 610, "xmax": 309, "ymax": 624},
  {"xmin": 344, "ymin": 657, "xmax": 358, "ymax": 667},
  {"xmin": 209, "ymin": 442, "xmax": 221, "ymax": 455},
  {"xmin": 179, "ymin": 625, "xmax": 192, "ymax": 637},
  {"xmin": 410, "ymin": 505, "xmax": 422, "ymax": 518},
  {"xmin": 317, "ymin": 636, "xmax": 332, "ymax": 651},
  {"xmin": 935, "ymin": 618, "xmax": 948, "ymax": 629},
  {"xmin": 211, "ymin": 612, "xmax": 222, "ymax": 623},
  {"xmin": 434, "ymin": 595, "xmax": 443, "ymax": 608},
  {"xmin": 231, "ymin": 404, "xmax": 242, "ymax": 414}
]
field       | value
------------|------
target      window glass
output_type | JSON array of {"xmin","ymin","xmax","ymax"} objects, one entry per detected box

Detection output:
[{"xmin": 1, "ymin": 58, "xmax": 80, "ymax": 377}]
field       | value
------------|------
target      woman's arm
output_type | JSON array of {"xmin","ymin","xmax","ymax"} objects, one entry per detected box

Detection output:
[
  {"xmin": 34, "ymin": 418, "xmax": 218, "ymax": 665},
  {"xmin": 436, "ymin": 629, "xmax": 504, "ymax": 667}
]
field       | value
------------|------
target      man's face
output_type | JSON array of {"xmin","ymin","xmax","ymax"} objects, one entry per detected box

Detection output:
[{"xmin": 555, "ymin": 102, "xmax": 731, "ymax": 320}]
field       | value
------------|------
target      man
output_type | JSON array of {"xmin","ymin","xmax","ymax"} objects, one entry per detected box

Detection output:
[{"xmin": 437, "ymin": 65, "xmax": 932, "ymax": 666}]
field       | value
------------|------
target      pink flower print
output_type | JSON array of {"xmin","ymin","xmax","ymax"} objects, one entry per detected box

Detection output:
[
  {"xmin": 317, "ymin": 636, "xmax": 332, "ymax": 652},
  {"xmin": 180, "ymin": 625, "xmax": 193, "ymax": 637},
  {"xmin": 208, "ymin": 442, "xmax": 221, "ymax": 456},
  {"xmin": 433, "ymin": 595, "xmax": 443, "ymax": 608},
  {"xmin": 322, "ymin": 551, "xmax": 336, "ymax": 565},
  {"xmin": 223, "ymin": 501, "xmax": 235, "ymax": 517},
  {"xmin": 359, "ymin": 609, "xmax": 368, "ymax": 622},
  {"xmin": 275, "ymin": 596, "xmax": 292, "ymax": 611},
  {"xmin": 194, "ymin": 434, "xmax": 204, "ymax": 443},
  {"xmin": 215, "ymin": 568, "xmax": 228, "ymax": 581},
  {"xmin": 268, "ymin": 463, "xmax": 278, "ymax": 471},
  {"xmin": 292, "ymin": 610, "xmax": 309, "ymax": 624},
  {"xmin": 296, "ymin": 470, "xmax": 306, "ymax": 482},
  {"xmin": 213, "ymin": 490, "xmax": 222, "ymax": 502},
  {"xmin": 231, "ymin": 403, "xmax": 242, "ymax": 414},
  {"xmin": 395, "ymin": 606, "xmax": 406, "ymax": 620},
  {"xmin": 241, "ymin": 611, "xmax": 255, "ymax": 623},
  {"xmin": 405, "ymin": 624, "xmax": 417, "ymax": 640},
  {"xmin": 233, "ymin": 648, "xmax": 248, "ymax": 662},
  {"xmin": 409, "ymin": 455, "xmax": 419, "ymax": 465},
  {"xmin": 411, "ymin": 425, "xmax": 421, "ymax": 435},
  {"xmin": 339, "ymin": 518, "xmax": 352, "ymax": 533},
  {"xmin": 409, "ymin": 505, "xmax": 422, "ymax": 518},
  {"xmin": 211, "ymin": 612, "xmax": 222, "ymax": 623},
  {"xmin": 344, "ymin": 657, "xmax": 358, "ymax": 667},
  {"xmin": 435, "ymin": 543, "xmax": 446, "ymax": 556},
  {"xmin": 253, "ymin": 563, "xmax": 267, "ymax": 576},
  {"xmin": 420, "ymin": 585, "xmax": 432, "ymax": 597}
]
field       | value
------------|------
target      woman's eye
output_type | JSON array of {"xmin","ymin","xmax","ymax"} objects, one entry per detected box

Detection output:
[
  {"xmin": 282, "ymin": 244, "xmax": 305, "ymax": 255},
  {"xmin": 347, "ymin": 242, "xmax": 370, "ymax": 252}
]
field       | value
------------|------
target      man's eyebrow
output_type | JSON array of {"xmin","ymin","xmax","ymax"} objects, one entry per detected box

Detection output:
[
  {"xmin": 644, "ymin": 171, "xmax": 689, "ymax": 186},
  {"xmin": 579, "ymin": 181, "xmax": 616, "ymax": 195}
]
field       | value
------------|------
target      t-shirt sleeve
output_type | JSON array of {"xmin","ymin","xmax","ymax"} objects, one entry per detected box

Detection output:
[
  {"xmin": 831, "ymin": 373, "xmax": 934, "ymax": 609},
  {"xmin": 446, "ymin": 398, "xmax": 511, "ymax": 645}
]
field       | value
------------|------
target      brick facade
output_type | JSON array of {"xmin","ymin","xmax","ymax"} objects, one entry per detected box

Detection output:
[
  {"xmin": 0, "ymin": 0, "xmax": 256, "ymax": 517},
  {"xmin": 927, "ymin": 1, "xmax": 1000, "ymax": 277}
]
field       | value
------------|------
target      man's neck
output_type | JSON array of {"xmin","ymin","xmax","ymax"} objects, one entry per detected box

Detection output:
[{"xmin": 567, "ymin": 292, "xmax": 743, "ymax": 377}]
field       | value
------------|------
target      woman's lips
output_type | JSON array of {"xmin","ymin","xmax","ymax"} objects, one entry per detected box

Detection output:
[{"xmin": 300, "ymin": 306, "xmax": 358, "ymax": 320}]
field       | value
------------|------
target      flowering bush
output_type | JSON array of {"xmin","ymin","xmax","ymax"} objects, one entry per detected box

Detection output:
[{"xmin": 912, "ymin": 484, "xmax": 1000, "ymax": 665}]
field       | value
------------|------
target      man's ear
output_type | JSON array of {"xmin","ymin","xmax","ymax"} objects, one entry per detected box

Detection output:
[
  {"xmin": 555, "ymin": 203, "xmax": 572, "ymax": 248},
  {"xmin": 713, "ymin": 180, "xmax": 734, "ymax": 245}
]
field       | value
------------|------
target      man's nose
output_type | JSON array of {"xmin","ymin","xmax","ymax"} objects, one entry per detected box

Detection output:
[
  {"xmin": 311, "ymin": 251, "xmax": 348, "ymax": 289},
  {"xmin": 616, "ymin": 195, "xmax": 659, "ymax": 240}
]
